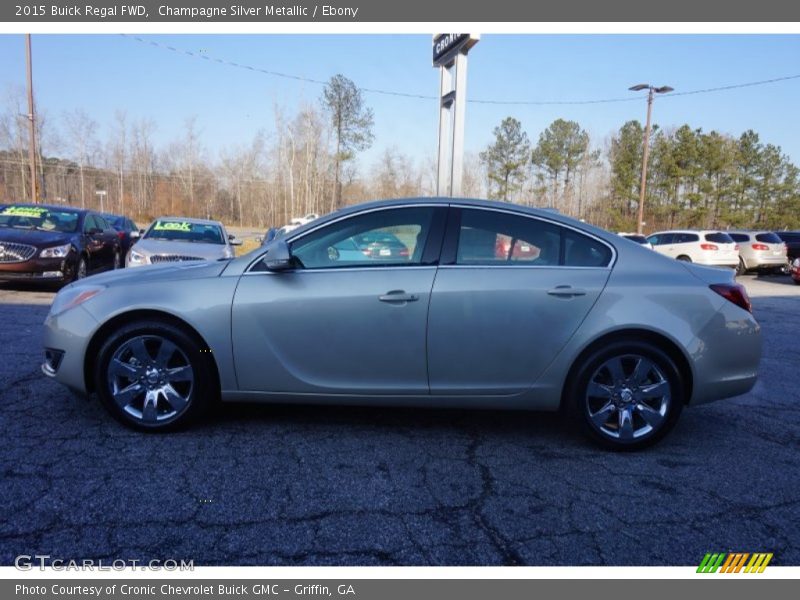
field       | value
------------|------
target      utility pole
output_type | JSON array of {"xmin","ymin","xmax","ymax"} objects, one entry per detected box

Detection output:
[
  {"xmin": 25, "ymin": 34, "xmax": 38, "ymax": 204},
  {"xmin": 629, "ymin": 83, "xmax": 673, "ymax": 234}
]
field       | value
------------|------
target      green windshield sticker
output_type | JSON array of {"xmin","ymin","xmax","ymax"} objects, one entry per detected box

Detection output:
[
  {"xmin": 154, "ymin": 221, "xmax": 192, "ymax": 232},
  {"xmin": 1, "ymin": 206, "xmax": 48, "ymax": 217}
]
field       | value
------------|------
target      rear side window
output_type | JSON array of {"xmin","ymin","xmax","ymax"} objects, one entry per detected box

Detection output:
[
  {"xmin": 705, "ymin": 232, "xmax": 734, "ymax": 244},
  {"xmin": 755, "ymin": 232, "xmax": 782, "ymax": 244},
  {"xmin": 729, "ymin": 233, "xmax": 749, "ymax": 243},
  {"xmin": 455, "ymin": 209, "xmax": 612, "ymax": 268},
  {"xmin": 676, "ymin": 233, "xmax": 699, "ymax": 243}
]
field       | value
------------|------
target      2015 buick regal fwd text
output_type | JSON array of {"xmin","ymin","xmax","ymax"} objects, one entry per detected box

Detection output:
[{"xmin": 41, "ymin": 198, "xmax": 761, "ymax": 450}]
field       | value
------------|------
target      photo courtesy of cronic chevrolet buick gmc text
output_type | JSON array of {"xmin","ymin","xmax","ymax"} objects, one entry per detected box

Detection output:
[
  {"xmin": 0, "ymin": 204, "xmax": 122, "ymax": 284},
  {"xmin": 41, "ymin": 199, "xmax": 762, "ymax": 450}
]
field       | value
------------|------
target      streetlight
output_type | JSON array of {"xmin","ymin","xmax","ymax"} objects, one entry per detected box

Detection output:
[{"xmin": 629, "ymin": 83, "xmax": 674, "ymax": 235}]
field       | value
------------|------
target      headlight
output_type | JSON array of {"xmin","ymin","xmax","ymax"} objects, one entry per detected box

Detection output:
[
  {"xmin": 128, "ymin": 249, "xmax": 146, "ymax": 263},
  {"xmin": 793, "ymin": 258, "xmax": 800, "ymax": 268},
  {"xmin": 40, "ymin": 243, "xmax": 72, "ymax": 258},
  {"xmin": 50, "ymin": 285, "xmax": 105, "ymax": 317}
]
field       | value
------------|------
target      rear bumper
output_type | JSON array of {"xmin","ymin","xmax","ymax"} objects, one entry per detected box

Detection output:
[
  {"xmin": 0, "ymin": 256, "xmax": 74, "ymax": 282},
  {"xmin": 744, "ymin": 254, "xmax": 788, "ymax": 269},
  {"xmin": 687, "ymin": 300, "xmax": 761, "ymax": 405}
]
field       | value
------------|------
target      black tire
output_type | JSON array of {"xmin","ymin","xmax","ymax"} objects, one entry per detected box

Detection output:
[
  {"xmin": 676, "ymin": 255, "xmax": 692, "ymax": 262},
  {"xmin": 794, "ymin": 278, "xmax": 800, "ymax": 286},
  {"xmin": 736, "ymin": 258, "xmax": 746, "ymax": 276},
  {"xmin": 567, "ymin": 340, "xmax": 685, "ymax": 451},
  {"xmin": 94, "ymin": 319, "xmax": 215, "ymax": 431},
  {"xmin": 112, "ymin": 249, "xmax": 121, "ymax": 270},
  {"xmin": 73, "ymin": 256, "xmax": 88, "ymax": 281}
]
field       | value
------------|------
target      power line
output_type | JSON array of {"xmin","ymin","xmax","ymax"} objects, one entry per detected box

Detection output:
[{"xmin": 122, "ymin": 34, "xmax": 800, "ymax": 107}]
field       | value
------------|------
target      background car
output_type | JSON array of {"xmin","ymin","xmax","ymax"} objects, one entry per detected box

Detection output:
[
  {"xmin": 0, "ymin": 203, "xmax": 121, "ymax": 283},
  {"xmin": 646, "ymin": 230, "xmax": 739, "ymax": 268},
  {"xmin": 727, "ymin": 230, "xmax": 788, "ymax": 275},
  {"xmin": 618, "ymin": 233, "xmax": 654, "ymax": 249},
  {"xmin": 126, "ymin": 217, "xmax": 240, "ymax": 267},
  {"xmin": 776, "ymin": 231, "xmax": 800, "ymax": 265},
  {"xmin": 353, "ymin": 231, "xmax": 410, "ymax": 260},
  {"xmin": 43, "ymin": 198, "xmax": 761, "ymax": 451},
  {"xmin": 101, "ymin": 213, "xmax": 139, "ymax": 260},
  {"xmin": 791, "ymin": 258, "xmax": 800, "ymax": 284}
]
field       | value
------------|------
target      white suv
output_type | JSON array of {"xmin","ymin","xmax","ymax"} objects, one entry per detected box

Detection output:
[{"xmin": 646, "ymin": 230, "xmax": 739, "ymax": 268}]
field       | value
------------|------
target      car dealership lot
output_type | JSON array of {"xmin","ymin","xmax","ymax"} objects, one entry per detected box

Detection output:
[{"xmin": 0, "ymin": 275, "xmax": 798, "ymax": 565}]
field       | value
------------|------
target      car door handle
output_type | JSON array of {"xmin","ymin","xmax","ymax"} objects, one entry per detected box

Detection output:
[
  {"xmin": 378, "ymin": 290, "xmax": 419, "ymax": 303},
  {"xmin": 547, "ymin": 286, "xmax": 587, "ymax": 297}
]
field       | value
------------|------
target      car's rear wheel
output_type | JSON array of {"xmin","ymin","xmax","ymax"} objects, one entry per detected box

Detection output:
[
  {"xmin": 569, "ymin": 340, "xmax": 684, "ymax": 450},
  {"xmin": 112, "ymin": 250, "xmax": 121, "ymax": 270},
  {"xmin": 94, "ymin": 320, "xmax": 214, "ymax": 431},
  {"xmin": 736, "ymin": 258, "xmax": 747, "ymax": 276},
  {"xmin": 676, "ymin": 255, "xmax": 692, "ymax": 262}
]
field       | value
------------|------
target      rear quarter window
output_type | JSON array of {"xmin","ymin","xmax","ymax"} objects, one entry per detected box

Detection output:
[
  {"xmin": 755, "ymin": 232, "xmax": 782, "ymax": 244},
  {"xmin": 704, "ymin": 232, "xmax": 734, "ymax": 244}
]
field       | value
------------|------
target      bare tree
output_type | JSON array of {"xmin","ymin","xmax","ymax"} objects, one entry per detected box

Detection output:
[{"xmin": 63, "ymin": 108, "xmax": 98, "ymax": 207}]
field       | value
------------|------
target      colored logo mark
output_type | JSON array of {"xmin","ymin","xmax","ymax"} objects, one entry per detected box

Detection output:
[{"xmin": 697, "ymin": 552, "xmax": 773, "ymax": 573}]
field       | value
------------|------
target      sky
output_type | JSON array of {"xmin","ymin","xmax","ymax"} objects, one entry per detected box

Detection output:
[{"xmin": 1, "ymin": 33, "xmax": 799, "ymax": 168}]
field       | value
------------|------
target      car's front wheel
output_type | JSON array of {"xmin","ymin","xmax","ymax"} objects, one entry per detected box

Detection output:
[
  {"xmin": 569, "ymin": 340, "xmax": 684, "ymax": 450},
  {"xmin": 94, "ymin": 320, "xmax": 215, "ymax": 431}
]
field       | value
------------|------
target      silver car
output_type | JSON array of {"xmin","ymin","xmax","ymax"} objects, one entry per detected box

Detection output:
[
  {"xmin": 126, "ymin": 217, "xmax": 238, "ymax": 267},
  {"xmin": 42, "ymin": 199, "xmax": 761, "ymax": 449},
  {"xmin": 727, "ymin": 231, "xmax": 788, "ymax": 275}
]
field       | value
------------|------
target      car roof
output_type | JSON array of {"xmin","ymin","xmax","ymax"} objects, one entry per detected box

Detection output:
[
  {"xmin": 648, "ymin": 229, "xmax": 729, "ymax": 235},
  {"xmin": 281, "ymin": 197, "xmax": 621, "ymax": 246}
]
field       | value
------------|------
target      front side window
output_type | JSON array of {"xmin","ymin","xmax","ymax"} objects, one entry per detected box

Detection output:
[
  {"xmin": 289, "ymin": 207, "xmax": 435, "ymax": 270},
  {"xmin": 455, "ymin": 209, "xmax": 611, "ymax": 268}
]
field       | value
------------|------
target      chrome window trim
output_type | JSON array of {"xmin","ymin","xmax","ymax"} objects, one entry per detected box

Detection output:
[{"xmin": 244, "ymin": 202, "xmax": 617, "ymax": 273}]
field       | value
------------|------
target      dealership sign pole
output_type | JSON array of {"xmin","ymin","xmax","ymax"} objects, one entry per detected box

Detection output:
[{"xmin": 433, "ymin": 34, "xmax": 479, "ymax": 197}]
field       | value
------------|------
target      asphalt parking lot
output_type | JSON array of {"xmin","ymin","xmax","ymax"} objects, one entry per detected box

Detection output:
[{"xmin": 0, "ymin": 274, "xmax": 798, "ymax": 566}]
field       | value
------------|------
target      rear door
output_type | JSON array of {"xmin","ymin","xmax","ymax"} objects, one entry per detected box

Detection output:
[
  {"xmin": 648, "ymin": 233, "xmax": 674, "ymax": 258},
  {"xmin": 426, "ymin": 207, "xmax": 614, "ymax": 395}
]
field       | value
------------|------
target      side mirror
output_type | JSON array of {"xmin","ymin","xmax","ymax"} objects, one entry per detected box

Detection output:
[
  {"xmin": 130, "ymin": 230, "xmax": 141, "ymax": 239},
  {"xmin": 263, "ymin": 240, "xmax": 293, "ymax": 271},
  {"xmin": 230, "ymin": 239, "xmax": 243, "ymax": 246}
]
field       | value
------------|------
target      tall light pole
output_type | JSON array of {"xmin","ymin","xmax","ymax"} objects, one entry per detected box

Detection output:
[
  {"xmin": 629, "ymin": 84, "xmax": 673, "ymax": 234},
  {"xmin": 25, "ymin": 34, "xmax": 38, "ymax": 204}
]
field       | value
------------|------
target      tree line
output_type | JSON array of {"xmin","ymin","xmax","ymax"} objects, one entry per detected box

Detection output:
[
  {"xmin": 480, "ymin": 116, "xmax": 800, "ymax": 231},
  {"xmin": 2, "ymin": 75, "xmax": 799, "ymax": 232}
]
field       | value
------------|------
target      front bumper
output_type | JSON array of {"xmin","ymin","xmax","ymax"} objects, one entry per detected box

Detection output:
[
  {"xmin": 0, "ymin": 256, "xmax": 73, "ymax": 282},
  {"xmin": 41, "ymin": 304, "xmax": 99, "ymax": 396}
]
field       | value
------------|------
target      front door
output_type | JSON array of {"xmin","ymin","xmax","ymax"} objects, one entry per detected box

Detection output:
[{"xmin": 231, "ymin": 206, "xmax": 446, "ymax": 395}]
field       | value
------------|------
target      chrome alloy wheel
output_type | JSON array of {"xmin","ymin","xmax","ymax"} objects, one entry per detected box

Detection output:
[
  {"xmin": 585, "ymin": 354, "xmax": 671, "ymax": 441},
  {"xmin": 107, "ymin": 335, "xmax": 194, "ymax": 423}
]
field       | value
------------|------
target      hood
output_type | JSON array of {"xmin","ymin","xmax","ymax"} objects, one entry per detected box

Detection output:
[
  {"xmin": 0, "ymin": 227, "xmax": 71, "ymax": 247},
  {"xmin": 133, "ymin": 238, "xmax": 231, "ymax": 260},
  {"xmin": 63, "ymin": 258, "xmax": 230, "ymax": 290}
]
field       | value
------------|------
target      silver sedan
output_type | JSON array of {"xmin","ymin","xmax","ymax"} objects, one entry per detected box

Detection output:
[{"xmin": 41, "ymin": 199, "xmax": 761, "ymax": 449}]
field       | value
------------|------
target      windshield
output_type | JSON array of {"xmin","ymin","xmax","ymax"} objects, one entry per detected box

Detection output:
[
  {"xmin": 145, "ymin": 220, "xmax": 225, "ymax": 244},
  {"xmin": 0, "ymin": 205, "xmax": 80, "ymax": 233}
]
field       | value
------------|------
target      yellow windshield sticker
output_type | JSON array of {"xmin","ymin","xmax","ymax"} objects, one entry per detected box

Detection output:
[
  {"xmin": 154, "ymin": 221, "xmax": 192, "ymax": 232},
  {"xmin": 1, "ymin": 206, "xmax": 48, "ymax": 217}
]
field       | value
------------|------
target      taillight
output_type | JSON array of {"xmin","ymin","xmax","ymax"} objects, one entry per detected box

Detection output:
[
  {"xmin": 710, "ymin": 283, "xmax": 752, "ymax": 313},
  {"xmin": 700, "ymin": 243, "xmax": 718, "ymax": 251},
  {"xmin": 117, "ymin": 231, "xmax": 125, "ymax": 240},
  {"xmin": 399, "ymin": 248, "xmax": 410, "ymax": 257},
  {"xmin": 734, "ymin": 244, "xmax": 739, "ymax": 251},
  {"xmin": 751, "ymin": 243, "xmax": 769, "ymax": 251}
]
